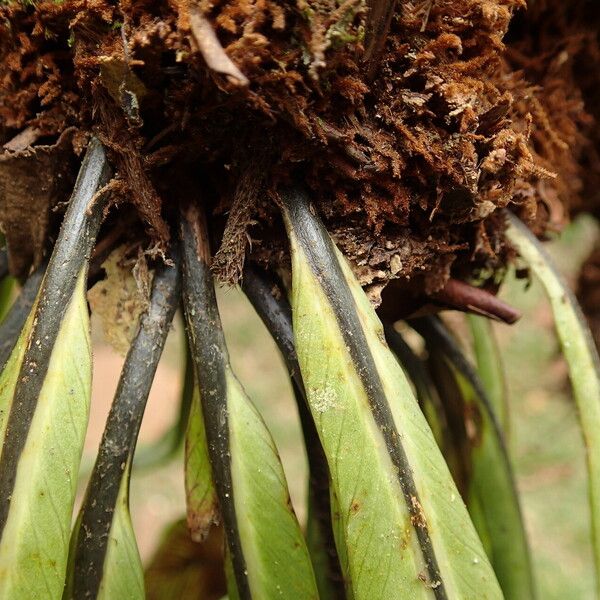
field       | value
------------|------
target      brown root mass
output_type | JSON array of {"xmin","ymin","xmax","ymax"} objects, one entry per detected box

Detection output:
[
  {"xmin": 504, "ymin": 0, "xmax": 600, "ymax": 224},
  {"xmin": 1, "ymin": 0, "xmax": 599, "ymax": 301}
]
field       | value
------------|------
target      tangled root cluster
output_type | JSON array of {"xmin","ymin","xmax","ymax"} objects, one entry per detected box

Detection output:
[{"xmin": 1, "ymin": 0, "xmax": 599, "ymax": 300}]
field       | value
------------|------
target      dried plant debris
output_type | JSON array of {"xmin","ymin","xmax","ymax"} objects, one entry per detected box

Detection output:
[
  {"xmin": 0, "ymin": 128, "xmax": 77, "ymax": 278},
  {"xmin": 88, "ymin": 245, "xmax": 152, "ymax": 356},
  {"xmin": 1, "ymin": 0, "xmax": 600, "ymax": 298}
]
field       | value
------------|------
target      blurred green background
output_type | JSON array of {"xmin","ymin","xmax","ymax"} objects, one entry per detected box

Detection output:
[{"xmin": 83, "ymin": 214, "xmax": 599, "ymax": 599}]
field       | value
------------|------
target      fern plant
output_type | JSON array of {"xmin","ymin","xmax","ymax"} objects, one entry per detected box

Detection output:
[
  {"xmin": 1, "ymin": 0, "xmax": 600, "ymax": 598},
  {"xmin": 0, "ymin": 139, "xmax": 598, "ymax": 598}
]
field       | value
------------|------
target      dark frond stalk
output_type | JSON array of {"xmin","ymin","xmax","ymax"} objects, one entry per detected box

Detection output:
[
  {"xmin": 68, "ymin": 249, "xmax": 180, "ymax": 599},
  {"xmin": 242, "ymin": 265, "xmax": 345, "ymax": 599},
  {"xmin": 0, "ymin": 248, "xmax": 7, "ymax": 280},
  {"xmin": 383, "ymin": 323, "xmax": 448, "ymax": 448},
  {"xmin": 181, "ymin": 202, "xmax": 317, "ymax": 599},
  {"xmin": 0, "ymin": 138, "xmax": 111, "ymax": 534},
  {"xmin": 411, "ymin": 315, "xmax": 509, "ymax": 450},
  {"xmin": 179, "ymin": 202, "xmax": 251, "ymax": 600}
]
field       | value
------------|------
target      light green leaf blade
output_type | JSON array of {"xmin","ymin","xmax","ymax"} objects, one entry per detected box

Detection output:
[
  {"xmin": 283, "ymin": 187, "xmax": 502, "ymax": 599},
  {"xmin": 96, "ymin": 463, "xmax": 145, "ymax": 600},
  {"xmin": 415, "ymin": 317, "xmax": 535, "ymax": 600},
  {"xmin": 226, "ymin": 370, "xmax": 318, "ymax": 599},
  {"xmin": 0, "ymin": 249, "xmax": 13, "ymax": 323},
  {"xmin": 0, "ymin": 138, "xmax": 110, "ymax": 599},
  {"xmin": 0, "ymin": 272, "xmax": 91, "ymax": 598},
  {"xmin": 0, "ymin": 276, "xmax": 15, "ymax": 323},
  {"xmin": 0, "ymin": 263, "xmax": 44, "ymax": 370},
  {"xmin": 242, "ymin": 265, "xmax": 343, "ymax": 599},
  {"xmin": 185, "ymin": 383, "xmax": 219, "ymax": 542},
  {"xmin": 505, "ymin": 211, "xmax": 600, "ymax": 594},
  {"xmin": 467, "ymin": 315, "xmax": 510, "ymax": 436},
  {"xmin": 0, "ymin": 307, "xmax": 36, "ymax": 440},
  {"xmin": 180, "ymin": 204, "xmax": 318, "ymax": 599}
]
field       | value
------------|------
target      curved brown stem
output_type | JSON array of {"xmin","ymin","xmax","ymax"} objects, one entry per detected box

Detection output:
[{"xmin": 430, "ymin": 278, "xmax": 521, "ymax": 325}]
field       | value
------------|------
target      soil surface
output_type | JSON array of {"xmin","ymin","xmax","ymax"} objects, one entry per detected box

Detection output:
[{"xmin": 1, "ymin": 0, "xmax": 599, "ymax": 303}]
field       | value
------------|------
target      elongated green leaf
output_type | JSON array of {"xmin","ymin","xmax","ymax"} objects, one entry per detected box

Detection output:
[
  {"xmin": 329, "ymin": 486, "xmax": 355, "ymax": 600},
  {"xmin": 0, "ymin": 278, "xmax": 15, "ymax": 323},
  {"xmin": 467, "ymin": 315, "xmax": 510, "ymax": 436},
  {"xmin": 181, "ymin": 204, "xmax": 318, "ymax": 600},
  {"xmin": 505, "ymin": 211, "xmax": 600, "ymax": 593},
  {"xmin": 0, "ymin": 249, "xmax": 15, "ymax": 323},
  {"xmin": 0, "ymin": 305, "xmax": 37, "ymax": 442},
  {"xmin": 0, "ymin": 273, "xmax": 90, "ymax": 598},
  {"xmin": 0, "ymin": 138, "xmax": 111, "ymax": 599},
  {"xmin": 242, "ymin": 265, "xmax": 343, "ymax": 600},
  {"xmin": 185, "ymin": 383, "xmax": 219, "ymax": 541},
  {"xmin": 282, "ymin": 187, "xmax": 502, "ymax": 599},
  {"xmin": 65, "ymin": 252, "xmax": 180, "ymax": 600},
  {"xmin": 0, "ymin": 263, "xmax": 44, "ymax": 370},
  {"xmin": 96, "ymin": 464, "xmax": 144, "ymax": 600},
  {"xmin": 226, "ymin": 371, "xmax": 317, "ymax": 595},
  {"xmin": 414, "ymin": 316, "xmax": 535, "ymax": 600}
]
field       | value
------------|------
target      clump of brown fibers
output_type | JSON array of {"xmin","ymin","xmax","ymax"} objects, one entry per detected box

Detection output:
[{"xmin": 1, "ymin": 0, "xmax": 599, "ymax": 309}]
